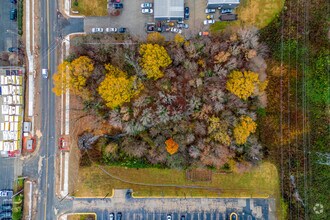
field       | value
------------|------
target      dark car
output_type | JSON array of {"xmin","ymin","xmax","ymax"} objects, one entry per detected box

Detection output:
[
  {"xmin": 10, "ymin": 0, "xmax": 17, "ymax": 4},
  {"xmin": 112, "ymin": 3, "xmax": 123, "ymax": 9},
  {"xmin": 180, "ymin": 216, "xmax": 186, "ymax": 220},
  {"xmin": 118, "ymin": 27, "xmax": 126, "ymax": 33},
  {"xmin": 184, "ymin": 7, "xmax": 189, "ymax": 19},
  {"xmin": 116, "ymin": 212, "xmax": 122, "ymax": 220},
  {"xmin": 1, "ymin": 205, "xmax": 12, "ymax": 211},
  {"xmin": 10, "ymin": 8, "xmax": 17, "ymax": 20},
  {"xmin": 8, "ymin": 47, "xmax": 20, "ymax": 52}
]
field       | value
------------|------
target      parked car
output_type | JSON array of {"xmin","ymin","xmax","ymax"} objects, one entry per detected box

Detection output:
[
  {"xmin": 184, "ymin": 7, "xmax": 189, "ymax": 19},
  {"xmin": 170, "ymin": 27, "xmax": 182, "ymax": 34},
  {"xmin": 221, "ymin": 8, "xmax": 233, "ymax": 14},
  {"xmin": 199, "ymin": 31, "xmax": 209, "ymax": 36},
  {"xmin": 10, "ymin": 8, "xmax": 17, "ymax": 20},
  {"xmin": 142, "ymin": 8, "xmax": 153, "ymax": 14},
  {"xmin": 146, "ymin": 24, "xmax": 155, "ymax": 32},
  {"xmin": 112, "ymin": 3, "xmax": 123, "ymax": 9},
  {"xmin": 205, "ymin": 8, "xmax": 216, "ymax": 13},
  {"xmin": 0, "ymin": 211, "xmax": 12, "ymax": 218},
  {"xmin": 0, "ymin": 190, "xmax": 13, "ymax": 197},
  {"xmin": 116, "ymin": 212, "xmax": 122, "ymax": 220},
  {"xmin": 180, "ymin": 216, "xmax": 186, "ymax": 220},
  {"xmin": 141, "ymin": 2, "xmax": 153, "ymax": 8},
  {"xmin": 118, "ymin": 27, "xmax": 126, "ymax": 33},
  {"xmin": 42, "ymin": 68, "xmax": 48, "ymax": 79},
  {"xmin": 8, "ymin": 47, "xmax": 19, "ymax": 52},
  {"xmin": 91, "ymin": 28, "xmax": 103, "ymax": 33},
  {"xmin": 105, "ymin": 27, "xmax": 118, "ymax": 33},
  {"xmin": 177, "ymin": 23, "xmax": 189, "ymax": 29},
  {"xmin": 203, "ymin": 19, "xmax": 215, "ymax": 25},
  {"xmin": 10, "ymin": 0, "xmax": 17, "ymax": 4},
  {"xmin": 219, "ymin": 14, "xmax": 238, "ymax": 21},
  {"xmin": 109, "ymin": 213, "xmax": 114, "ymax": 220},
  {"xmin": 167, "ymin": 214, "xmax": 172, "ymax": 220},
  {"xmin": 1, "ymin": 205, "xmax": 12, "ymax": 211},
  {"xmin": 206, "ymin": 14, "xmax": 214, "ymax": 19}
]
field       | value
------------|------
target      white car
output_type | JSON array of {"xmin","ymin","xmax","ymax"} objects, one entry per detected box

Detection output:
[
  {"xmin": 105, "ymin": 28, "xmax": 118, "ymax": 33},
  {"xmin": 92, "ymin": 28, "xmax": 103, "ymax": 33},
  {"xmin": 205, "ymin": 8, "xmax": 216, "ymax": 13},
  {"xmin": 141, "ymin": 2, "xmax": 153, "ymax": 8},
  {"xmin": 42, "ymin": 68, "xmax": 48, "ymax": 79},
  {"xmin": 170, "ymin": 27, "xmax": 182, "ymax": 34},
  {"xmin": 203, "ymin": 19, "xmax": 215, "ymax": 25},
  {"xmin": 142, "ymin": 8, "xmax": 153, "ymax": 14}
]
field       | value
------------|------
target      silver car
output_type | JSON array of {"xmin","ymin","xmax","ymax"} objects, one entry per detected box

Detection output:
[
  {"xmin": 92, "ymin": 28, "xmax": 104, "ymax": 33},
  {"xmin": 106, "ymin": 28, "xmax": 118, "ymax": 33}
]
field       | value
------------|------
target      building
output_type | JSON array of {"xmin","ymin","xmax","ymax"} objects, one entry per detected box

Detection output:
[
  {"xmin": 207, "ymin": 0, "xmax": 240, "ymax": 9},
  {"xmin": 154, "ymin": 0, "xmax": 184, "ymax": 21}
]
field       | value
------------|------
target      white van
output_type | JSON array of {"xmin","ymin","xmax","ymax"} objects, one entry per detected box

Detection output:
[{"xmin": 42, "ymin": 69, "xmax": 48, "ymax": 79}]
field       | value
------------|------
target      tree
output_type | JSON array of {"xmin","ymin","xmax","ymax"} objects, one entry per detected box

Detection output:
[
  {"xmin": 226, "ymin": 70, "xmax": 260, "ymax": 100},
  {"xmin": 139, "ymin": 44, "xmax": 172, "ymax": 80},
  {"xmin": 146, "ymin": 32, "xmax": 165, "ymax": 44},
  {"xmin": 98, "ymin": 64, "xmax": 143, "ymax": 109},
  {"xmin": 174, "ymin": 34, "xmax": 185, "ymax": 45},
  {"xmin": 233, "ymin": 116, "xmax": 257, "ymax": 145},
  {"xmin": 52, "ymin": 56, "xmax": 94, "ymax": 97},
  {"xmin": 208, "ymin": 116, "xmax": 231, "ymax": 146},
  {"xmin": 165, "ymin": 138, "xmax": 179, "ymax": 155}
]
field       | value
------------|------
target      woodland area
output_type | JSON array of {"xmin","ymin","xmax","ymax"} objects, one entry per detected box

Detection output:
[{"xmin": 54, "ymin": 29, "xmax": 269, "ymax": 171}]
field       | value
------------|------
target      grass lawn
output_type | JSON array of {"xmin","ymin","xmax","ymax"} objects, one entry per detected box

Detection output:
[
  {"xmin": 71, "ymin": 0, "xmax": 108, "ymax": 16},
  {"xmin": 236, "ymin": 0, "xmax": 285, "ymax": 28},
  {"xmin": 75, "ymin": 162, "xmax": 279, "ymax": 198}
]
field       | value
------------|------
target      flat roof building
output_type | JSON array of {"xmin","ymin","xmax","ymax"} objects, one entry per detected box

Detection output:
[
  {"xmin": 154, "ymin": 0, "xmax": 184, "ymax": 21},
  {"xmin": 207, "ymin": 0, "xmax": 240, "ymax": 9}
]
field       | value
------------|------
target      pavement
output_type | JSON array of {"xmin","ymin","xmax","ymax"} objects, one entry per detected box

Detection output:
[{"xmin": 0, "ymin": 0, "xmax": 19, "ymax": 52}]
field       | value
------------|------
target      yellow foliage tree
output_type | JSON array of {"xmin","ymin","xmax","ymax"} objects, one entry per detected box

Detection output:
[
  {"xmin": 174, "ymin": 34, "xmax": 185, "ymax": 45},
  {"xmin": 146, "ymin": 32, "xmax": 165, "ymax": 44},
  {"xmin": 165, "ymin": 138, "xmax": 179, "ymax": 155},
  {"xmin": 98, "ymin": 64, "xmax": 143, "ymax": 109},
  {"xmin": 52, "ymin": 56, "xmax": 94, "ymax": 97},
  {"xmin": 233, "ymin": 116, "xmax": 257, "ymax": 145},
  {"xmin": 208, "ymin": 116, "xmax": 231, "ymax": 146},
  {"xmin": 226, "ymin": 70, "xmax": 260, "ymax": 100},
  {"xmin": 139, "ymin": 44, "xmax": 172, "ymax": 80}
]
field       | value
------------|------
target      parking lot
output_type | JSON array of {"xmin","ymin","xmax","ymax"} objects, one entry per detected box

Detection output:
[
  {"xmin": 0, "ymin": 0, "xmax": 19, "ymax": 52},
  {"xmin": 84, "ymin": 0, "xmax": 214, "ymax": 40}
]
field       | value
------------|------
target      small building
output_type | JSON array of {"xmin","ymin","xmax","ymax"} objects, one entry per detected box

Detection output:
[
  {"xmin": 219, "ymin": 14, "xmax": 238, "ymax": 21},
  {"xmin": 23, "ymin": 122, "xmax": 32, "ymax": 133},
  {"xmin": 154, "ymin": 0, "xmax": 184, "ymax": 21},
  {"xmin": 207, "ymin": 0, "xmax": 240, "ymax": 9}
]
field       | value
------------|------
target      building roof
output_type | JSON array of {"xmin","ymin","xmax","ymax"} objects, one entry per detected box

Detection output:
[
  {"xmin": 154, "ymin": 0, "xmax": 184, "ymax": 19},
  {"xmin": 208, "ymin": 0, "xmax": 240, "ymax": 4}
]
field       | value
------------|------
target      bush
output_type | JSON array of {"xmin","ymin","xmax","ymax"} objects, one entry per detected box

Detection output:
[{"xmin": 74, "ymin": 0, "xmax": 79, "ymax": 7}]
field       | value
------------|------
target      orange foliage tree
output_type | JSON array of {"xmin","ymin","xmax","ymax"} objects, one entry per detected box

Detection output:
[
  {"xmin": 233, "ymin": 116, "xmax": 257, "ymax": 145},
  {"xmin": 165, "ymin": 138, "xmax": 179, "ymax": 155}
]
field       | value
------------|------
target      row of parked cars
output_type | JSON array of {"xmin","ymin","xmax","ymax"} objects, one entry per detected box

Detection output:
[
  {"xmin": 141, "ymin": 2, "xmax": 153, "ymax": 14},
  {"xmin": 91, "ymin": 27, "xmax": 127, "ymax": 33},
  {"xmin": 0, "ymin": 190, "xmax": 13, "ymax": 219},
  {"xmin": 109, "ymin": 212, "xmax": 186, "ymax": 220},
  {"xmin": 204, "ymin": 7, "xmax": 238, "ymax": 23}
]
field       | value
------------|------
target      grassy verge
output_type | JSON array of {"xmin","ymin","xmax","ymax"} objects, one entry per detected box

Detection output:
[
  {"xmin": 18, "ymin": 0, "xmax": 23, "ymax": 35},
  {"xmin": 12, "ymin": 178, "xmax": 24, "ymax": 220},
  {"xmin": 71, "ymin": 0, "xmax": 108, "ymax": 16},
  {"xmin": 75, "ymin": 162, "xmax": 279, "ymax": 198},
  {"xmin": 67, "ymin": 213, "xmax": 96, "ymax": 220}
]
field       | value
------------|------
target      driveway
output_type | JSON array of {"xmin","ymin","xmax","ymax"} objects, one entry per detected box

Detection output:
[{"xmin": 0, "ymin": 0, "xmax": 19, "ymax": 52}]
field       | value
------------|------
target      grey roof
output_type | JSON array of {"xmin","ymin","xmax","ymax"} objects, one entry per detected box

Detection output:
[
  {"xmin": 154, "ymin": 0, "xmax": 184, "ymax": 19},
  {"xmin": 208, "ymin": 0, "xmax": 240, "ymax": 4}
]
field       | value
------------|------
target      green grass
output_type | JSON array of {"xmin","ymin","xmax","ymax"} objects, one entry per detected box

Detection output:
[
  {"xmin": 71, "ymin": 0, "xmax": 108, "ymax": 16},
  {"xmin": 75, "ymin": 162, "xmax": 279, "ymax": 199},
  {"xmin": 18, "ymin": 0, "xmax": 23, "ymax": 35},
  {"xmin": 210, "ymin": 21, "xmax": 238, "ymax": 33}
]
